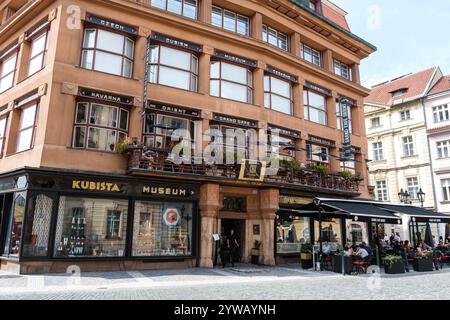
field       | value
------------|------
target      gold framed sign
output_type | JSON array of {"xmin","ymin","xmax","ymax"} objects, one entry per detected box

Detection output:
[{"xmin": 238, "ymin": 160, "xmax": 266, "ymax": 182}]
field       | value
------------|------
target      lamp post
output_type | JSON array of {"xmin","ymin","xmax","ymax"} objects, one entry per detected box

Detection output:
[
  {"xmin": 314, "ymin": 198, "xmax": 322, "ymax": 271},
  {"xmin": 398, "ymin": 189, "xmax": 412, "ymax": 204},
  {"xmin": 417, "ymin": 189, "xmax": 426, "ymax": 207}
]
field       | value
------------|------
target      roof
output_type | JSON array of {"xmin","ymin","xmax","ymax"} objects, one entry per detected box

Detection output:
[
  {"xmin": 428, "ymin": 75, "xmax": 450, "ymax": 96},
  {"xmin": 365, "ymin": 67, "xmax": 438, "ymax": 106},
  {"xmin": 321, "ymin": 0, "xmax": 350, "ymax": 31}
]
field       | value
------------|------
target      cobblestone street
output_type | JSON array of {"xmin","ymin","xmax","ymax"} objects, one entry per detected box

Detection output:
[{"xmin": 1, "ymin": 265, "xmax": 449, "ymax": 300}]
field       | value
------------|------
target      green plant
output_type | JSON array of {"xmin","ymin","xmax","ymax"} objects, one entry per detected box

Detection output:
[
  {"xmin": 339, "ymin": 170, "xmax": 354, "ymax": 179},
  {"xmin": 308, "ymin": 163, "xmax": 327, "ymax": 174},
  {"xmin": 280, "ymin": 159, "xmax": 300, "ymax": 172},
  {"xmin": 117, "ymin": 137, "xmax": 135, "ymax": 154},
  {"xmin": 383, "ymin": 255, "xmax": 403, "ymax": 266},
  {"xmin": 414, "ymin": 251, "xmax": 433, "ymax": 260},
  {"xmin": 300, "ymin": 243, "xmax": 313, "ymax": 254}
]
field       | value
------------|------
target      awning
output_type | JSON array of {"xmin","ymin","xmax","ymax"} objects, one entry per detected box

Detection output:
[{"xmin": 377, "ymin": 204, "xmax": 450, "ymax": 223}]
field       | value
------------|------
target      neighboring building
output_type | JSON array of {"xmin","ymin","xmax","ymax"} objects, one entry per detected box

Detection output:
[
  {"xmin": 424, "ymin": 75, "xmax": 450, "ymax": 217},
  {"xmin": 0, "ymin": 0, "xmax": 375, "ymax": 273},
  {"xmin": 364, "ymin": 67, "xmax": 444, "ymax": 242}
]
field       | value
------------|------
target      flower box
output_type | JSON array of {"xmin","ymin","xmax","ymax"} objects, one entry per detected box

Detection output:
[
  {"xmin": 333, "ymin": 255, "xmax": 353, "ymax": 274},
  {"xmin": 384, "ymin": 259, "xmax": 405, "ymax": 274},
  {"xmin": 413, "ymin": 258, "xmax": 433, "ymax": 272}
]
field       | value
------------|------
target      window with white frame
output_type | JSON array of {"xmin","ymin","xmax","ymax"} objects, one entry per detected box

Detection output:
[
  {"xmin": 28, "ymin": 31, "xmax": 48, "ymax": 76},
  {"xmin": 402, "ymin": 136, "xmax": 414, "ymax": 157},
  {"xmin": 336, "ymin": 101, "xmax": 352, "ymax": 133},
  {"xmin": 400, "ymin": 109, "xmax": 411, "ymax": 121},
  {"xmin": 304, "ymin": 89, "xmax": 327, "ymax": 125},
  {"xmin": 433, "ymin": 105, "xmax": 450, "ymax": 123},
  {"xmin": 149, "ymin": 45, "xmax": 198, "ymax": 92},
  {"xmin": 372, "ymin": 142, "xmax": 383, "ymax": 161},
  {"xmin": 370, "ymin": 117, "xmax": 381, "ymax": 128},
  {"xmin": 376, "ymin": 181, "xmax": 388, "ymax": 201},
  {"xmin": 0, "ymin": 50, "xmax": 17, "ymax": 93},
  {"xmin": 151, "ymin": 0, "xmax": 198, "ymax": 19},
  {"xmin": 442, "ymin": 179, "xmax": 450, "ymax": 201},
  {"xmin": 72, "ymin": 101, "xmax": 129, "ymax": 152},
  {"xmin": 406, "ymin": 177, "xmax": 419, "ymax": 199},
  {"xmin": 211, "ymin": 6, "xmax": 249, "ymax": 36},
  {"xmin": 210, "ymin": 61, "xmax": 253, "ymax": 104},
  {"xmin": 301, "ymin": 44, "xmax": 321, "ymax": 66},
  {"xmin": 264, "ymin": 75, "xmax": 292, "ymax": 115},
  {"xmin": 262, "ymin": 25, "xmax": 288, "ymax": 51},
  {"xmin": 340, "ymin": 152, "xmax": 355, "ymax": 174},
  {"xmin": 334, "ymin": 60, "xmax": 351, "ymax": 80},
  {"xmin": 16, "ymin": 102, "xmax": 38, "ymax": 153},
  {"xmin": 81, "ymin": 28, "xmax": 135, "ymax": 78},
  {"xmin": 437, "ymin": 140, "xmax": 450, "ymax": 159},
  {"xmin": 306, "ymin": 144, "xmax": 328, "ymax": 163},
  {"xmin": 0, "ymin": 116, "xmax": 7, "ymax": 157}
]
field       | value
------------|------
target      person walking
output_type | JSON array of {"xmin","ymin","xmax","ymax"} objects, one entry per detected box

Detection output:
[{"xmin": 227, "ymin": 229, "xmax": 240, "ymax": 267}]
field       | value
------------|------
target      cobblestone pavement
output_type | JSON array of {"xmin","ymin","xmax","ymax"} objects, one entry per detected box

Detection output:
[{"xmin": 0, "ymin": 264, "xmax": 449, "ymax": 300}]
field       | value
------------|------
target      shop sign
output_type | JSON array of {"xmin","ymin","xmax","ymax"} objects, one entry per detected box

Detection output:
[
  {"xmin": 238, "ymin": 160, "xmax": 266, "ymax": 182},
  {"xmin": 148, "ymin": 103, "xmax": 200, "ymax": 117},
  {"xmin": 266, "ymin": 67, "xmax": 298, "ymax": 83},
  {"xmin": 71, "ymin": 180, "xmax": 122, "ymax": 192},
  {"xmin": 86, "ymin": 15, "xmax": 138, "ymax": 35},
  {"xmin": 151, "ymin": 34, "xmax": 202, "ymax": 52},
  {"xmin": 279, "ymin": 195, "xmax": 311, "ymax": 205},
  {"xmin": 214, "ymin": 51, "xmax": 257, "ymax": 68},
  {"xmin": 268, "ymin": 125, "xmax": 300, "ymax": 139},
  {"xmin": 213, "ymin": 114, "xmax": 257, "ymax": 128},
  {"xmin": 340, "ymin": 98, "xmax": 352, "ymax": 159},
  {"xmin": 307, "ymin": 135, "xmax": 336, "ymax": 147},
  {"xmin": 142, "ymin": 185, "xmax": 196, "ymax": 197},
  {"xmin": 79, "ymin": 89, "xmax": 133, "ymax": 105},
  {"xmin": 304, "ymin": 82, "xmax": 332, "ymax": 96},
  {"xmin": 429, "ymin": 218, "xmax": 442, "ymax": 223},
  {"xmin": 338, "ymin": 95, "xmax": 356, "ymax": 106}
]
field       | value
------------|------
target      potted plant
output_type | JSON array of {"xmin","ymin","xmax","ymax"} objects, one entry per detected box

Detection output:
[
  {"xmin": 300, "ymin": 243, "xmax": 313, "ymax": 269},
  {"xmin": 117, "ymin": 137, "xmax": 137, "ymax": 154},
  {"xmin": 384, "ymin": 255, "xmax": 405, "ymax": 274},
  {"xmin": 413, "ymin": 252, "xmax": 434, "ymax": 272},
  {"xmin": 309, "ymin": 163, "xmax": 327, "ymax": 174},
  {"xmin": 251, "ymin": 240, "xmax": 262, "ymax": 265},
  {"xmin": 339, "ymin": 170, "xmax": 354, "ymax": 179}
]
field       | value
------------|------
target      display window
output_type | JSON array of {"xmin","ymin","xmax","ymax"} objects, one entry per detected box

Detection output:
[
  {"xmin": 345, "ymin": 220, "xmax": 368, "ymax": 245},
  {"xmin": 276, "ymin": 216, "xmax": 310, "ymax": 254},
  {"xmin": 314, "ymin": 218, "xmax": 342, "ymax": 251}
]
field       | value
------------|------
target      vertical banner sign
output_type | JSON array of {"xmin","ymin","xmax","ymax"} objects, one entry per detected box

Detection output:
[
  {"xmin": 142, "ymin": 36, "xmax": 151, "ymax": 117},
  {"xmin": 341, "ymin": 98, "xmax": 352, "ymax": 159}
]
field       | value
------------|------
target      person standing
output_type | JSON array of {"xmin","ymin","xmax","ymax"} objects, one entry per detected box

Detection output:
[{"xmin": 227, "ymin": 229, "xmax": 239, "ymax": 267}]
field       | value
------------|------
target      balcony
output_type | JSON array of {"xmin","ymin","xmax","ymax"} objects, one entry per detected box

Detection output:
[{"xmin": 126, "ymin": 146, "xmax": 362, "ymax": 194}]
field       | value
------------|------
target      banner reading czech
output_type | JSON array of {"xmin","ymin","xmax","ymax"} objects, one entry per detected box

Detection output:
[{"xmin": 162, "ymin": 207, "xmax": 182, "ymax": 227}]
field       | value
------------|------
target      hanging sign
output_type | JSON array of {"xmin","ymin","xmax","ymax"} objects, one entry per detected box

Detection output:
[
  {"xmin": 162, "ymin": 207, "xmax": 182, "ymax": 227},
  {"xmin": 148, "ymin": 103, "xmax": 200, "ymax": 117},
  {"xmin": 79, "ymin": 89, "xmax": 133, "ymax": 105},
  {"xmin": 239, "ymin": 160, "xmax": 267, "ymax": 182},
  {"xmin": 268, "ymin": 125, "xmax": 300, "ymax": 139},
  {"xmin": 214, "ymin": 51, "xmax": 257, "ymax": 68},
  {"xmin": 213, "ymin": 114, "xmax": 257, "ymax": 128},
  {"xmin": 340, "ymin": 98, "xmax": 352, "ymax": 159},
  {"xmin": 151, "ymin": 34, "xmax": 202, "ymax": 52},
  {"xmin": 265, "ymin": 67, "xmax": 298, "ymax": 83},
  {"xmin": 86, "ymin": 15, "xmax": 138, "ymax": 35},
  {"xmin": 304, "ymin": 82, "xmax": 332, "ymax": 96}
]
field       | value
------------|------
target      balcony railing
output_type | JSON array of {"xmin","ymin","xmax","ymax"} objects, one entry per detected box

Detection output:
[{"xmin": 126, "ymin": 146, "xmax": 362, "ymax": 193}]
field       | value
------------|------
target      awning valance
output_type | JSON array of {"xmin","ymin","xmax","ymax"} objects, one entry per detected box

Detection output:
[{"xmin": 377, "ymin": 204, "xmax": 450, "ymax": 223}]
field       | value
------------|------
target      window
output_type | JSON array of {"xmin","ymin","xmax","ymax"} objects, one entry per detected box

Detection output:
[
  {"xmin": 346, "ymin": 220, "xmax": 368, "ymax": 245},
  {"xmin": 301, "ymin": 44, "xmax": 321, "ymax": 66},
  {"xmin": 406, "ymin": 177, "xmax": 419, "ymax": 199},
  {"xmin": 336, "ymin": 101, "xmax": 352, "ymax": 133},
  {"xmin": 370, "ymin": 117, "xmax": 381, "ymax": 128},
  {"xmin": 54, "ymin": 197, "xmax": 128, "ymax": 257},
  {"xmin": 72, "ymin": 102, "xmax": 129, "ymax": 152},
  {"xmin": 3, "ymin": 192, "xmax": 26, "ymax": 257},
  {"xmin": 402, "ymin": 136, "xmax": 414, "ymax": 157},
  {"xmin": 276, "ymin": 216, "xmax": 310, "ymax": 254},
  {"xmin": 392, "ymin": 89, "xmax": 407, "ymax": 97},
  {"xmin": 437, "ymin": 140, "xmax": 450, "ymax": 159},
  {"xmin": 376, "ymin": 181, "xmax": 388, "ymax": 201},
  {"xmin": 212, "ymin": 6, "xmax": 249, "ymax": 36},
  {"xmin": 433, "ymin": 105, "xmax": 450, "ymax": 123},
  {"xmin": 304, "ymin": 90, "xmax": 326, "ymax": 125},
  {"xmin": 151, "ymin": 0, "xmax": 198, "ymax": 19},
  {"xmin": 210, "ymin": 124, "xmax": 253, "ymax": 162},
  {"xmin": 400, "ymin": 109, "xmax": 411, "ymax": 121},
  {"xmin": 210, "ymin": 61, "xmax": 253, "ymax": 103},
  {"xmin": 264, "ymin": 75, "xmax": 292, "ymax": 114},
  {"xmin": 262, "ymin": 25, "xmax": 288, "ymax": 51},
  {"xmin": 0, "ymin": 116, "xmax": 6, "ymax": 156},
  {"xmin": 268, "ymin": 133, "xmax": 295, "ymax": 160},
  {"xmin": 442, "ymin": 179, "xmax": 450, "ymax": 201},
  {"xmin": 314, "ymin": 218, "xmax": 341, "ymax": 251},
  {"xmin": 372, "ymin": 142, "xmax": 383, "ymax": 161},
  {"xmin": 149, "ymin": 45, "xmax": 198, "ymax": 92},
  {"xmin": 0, "ymin": 51, "xmax": 17, "ymax": 93},
  {"xmin": 16, "ymin": 103, "xmax": 38, "ymax": 153},
  {"xmin": 334, "ymin": 60, "xmax": 351, "ymax": 80},
  {"xmin": 306, "ymin": 144, "xmax": 328, "ymax": 163},
  {"xmin": 340, "ymin": 153, "xmax": 355, "ymax": 174},
  {"xmin": 81, "ymin": 28, "xmax": 134, "ymax": 78},
  {"xmin": 132, "ymin": 201, "xmax": 194, "ymax": 257},
  {"xmin": 28, "ymin": 31, "xmax": 48, "ymax": 76}
]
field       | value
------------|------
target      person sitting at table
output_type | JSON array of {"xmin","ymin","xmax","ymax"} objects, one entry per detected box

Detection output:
[
  {"xmin": 353, "ymin": 245, "xmax": 370, "ymax": 262},
  {"xmin": 343, "ymin": 244, "xmax": 353, "ymax": 257},
  {"xmin": 322, "ymin": 241, "xmax": 332, "ymax": 256},
  {"xmin": 361, "ymin": 242, "xmax": 373, "ymax": 256},
  {"xmin": 436, "ymin": 240, "xmax": 448, "ymax": 253},
  {"xmin": 404, "ymin": 240, "xmax": 412, "ymax": 256}
]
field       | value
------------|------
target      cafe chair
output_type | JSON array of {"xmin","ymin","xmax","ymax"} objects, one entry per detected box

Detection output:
[{"xmin": 352, "ymin": 259, "xmax": 369, "ymax": 274}]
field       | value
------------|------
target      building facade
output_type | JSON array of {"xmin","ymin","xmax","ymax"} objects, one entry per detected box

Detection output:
[{"xmin": 0, "ymin": 0, "xmax": 375, "ymax": 273}]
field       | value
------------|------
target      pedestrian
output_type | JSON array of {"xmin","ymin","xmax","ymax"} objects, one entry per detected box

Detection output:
[
  {"xmin": 227, "ymin": 229, "xmax": 240, "ymax": 267},
  {"xmin": 219, "ymin": 236, "xmax": 230, "ymax": 268}
]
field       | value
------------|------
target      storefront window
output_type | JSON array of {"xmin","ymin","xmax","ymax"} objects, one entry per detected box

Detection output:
[
  {"xmin": 3, "ymin": 192, "xmax": 26, "ymax": 257},
  {"xmin": 22, "ymin": 194, "xmax": 53, "ymax": 257},
  {"xmin": 73, "ymin": 102, "xmax": 129, "ymax": 152},
  {"xmin": 276, "ymin": 216, "xmax": 310, "ymax": 254},
  {"xmin": 210, "ymin": 61, "xmax": 253, "ymax": 104},
  {"xmin": 53, "ymin": 196, "xmax": 128, "ymax": 258},
  {"xmin": 149, "ymin": 45, "xmax": 198, "ymax": 92},
  {"xmin": 345, "ymin": 220, "xmax": 368, "ymax": 245},
  {"xmin": 132, "ymin": 201, "xmax": 193, "ymax": 257},
  {"xmin": 81, "ymin": 28, "xmax": 134, "ymax": 78},
  {"xmin": 314, "ymin": 218, "xmax": 342, "ymax": 251}
]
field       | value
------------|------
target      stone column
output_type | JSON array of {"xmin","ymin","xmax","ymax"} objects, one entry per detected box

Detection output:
[
  {"xmin": 199, "ymin": 0, "xmax": 212, "ymax": 24},
  {"xmin": 292, "ymin": 80, "xmax": 303, "ymax": 119},
  {"xmin": 199, "ymin": 45, "xmax": 213, "ymax": 95},
  {"xmin": 322, "ymin": 49, "xmax": 333, "ymax": 73},
  {"xmin": 199, "ymin": 183, "xmax": 221, "ymax": 268},
  {"xmin": 254, "ymin": 61, "xmax": 266, "ymax": 107},
  {"xmin": 15, "ymin": 33, "xmax": 30, "ymax": 83},
  {"xmin": 259, "ymin": 189, "xmax": 279, "ymax": 266},
  {"xmin": 252, "ymin": 12, "xmax": 263, "ymax": 40},
  {"xmin": 351, "ymin": 63, "xmax": 361, "ymax": 84},
  {"xmin": 290, "ymin": 32, "xmax": 301, "ymax": 57}
]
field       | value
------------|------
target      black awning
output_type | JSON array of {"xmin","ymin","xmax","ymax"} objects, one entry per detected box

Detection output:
[{"xmin": 376, "ymin": 204, "xmax": 450, "ymax": 223}]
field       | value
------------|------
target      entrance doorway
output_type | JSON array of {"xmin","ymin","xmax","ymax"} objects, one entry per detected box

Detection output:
[{"xmin": 221, "ymin": 219, "xmax": 245, "ymax": 263}]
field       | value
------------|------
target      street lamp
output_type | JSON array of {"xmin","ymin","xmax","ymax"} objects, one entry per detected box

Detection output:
[
  {"xmin": 417, "ymin": 189, "xmax": 426, "ymax": 207},
  {"xmin": 398, "ymin": 189, "xmax": 412, "ymax": 204},
  {"xmin": 314, "ymin": 198, "xmax": 322, "ymax": 271}
]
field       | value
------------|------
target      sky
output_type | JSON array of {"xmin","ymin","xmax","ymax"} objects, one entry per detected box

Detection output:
[{"xmin": 332, "ymin": 0, "xmax": 450, "ymax": 87}]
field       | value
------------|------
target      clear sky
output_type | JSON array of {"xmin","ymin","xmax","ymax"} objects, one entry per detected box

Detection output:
[{"xmin": 332, "ymin": 0, "xmax": 450, "ymax": 87}]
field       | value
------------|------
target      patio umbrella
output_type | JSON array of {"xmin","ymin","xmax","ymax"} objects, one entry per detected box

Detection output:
[{"xmin": 424, "ymin": 222, "xmax": 434, "ymax": 248}]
